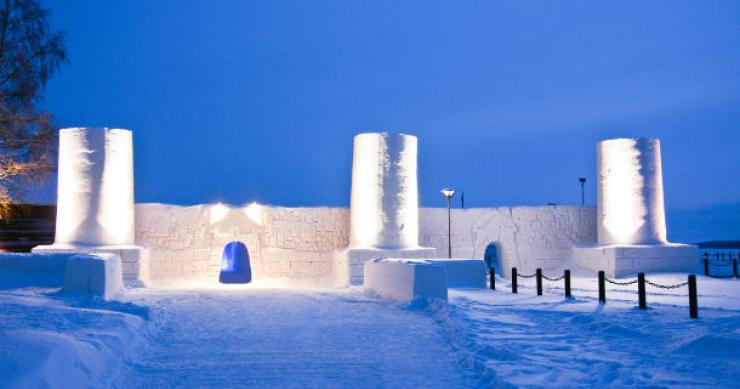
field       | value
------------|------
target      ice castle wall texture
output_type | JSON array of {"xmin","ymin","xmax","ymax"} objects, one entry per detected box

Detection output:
[
  {"xmin": 349, "ymin": 133, "xmax": 420, "ymax": 249},
  {"xmin": 54, "ymin": 128, "xmax": 135, "ymax": 246},
  {"xmin": 135, "ymin": 204, "xmax": 596, "ymax": 285},
  {"xmin": 597, "ymin": 138, "xmax": 667, "ymax": 245}
]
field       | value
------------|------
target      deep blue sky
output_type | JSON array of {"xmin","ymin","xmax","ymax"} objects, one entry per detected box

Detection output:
[{"xmin": 34, "ymin": 1, "xmax": 740, "ymax": 239}]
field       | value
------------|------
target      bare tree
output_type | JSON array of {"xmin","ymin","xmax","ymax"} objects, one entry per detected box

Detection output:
[{"xmin": 0, "ymin": 0, "xmax": 66, "ymax": 219}]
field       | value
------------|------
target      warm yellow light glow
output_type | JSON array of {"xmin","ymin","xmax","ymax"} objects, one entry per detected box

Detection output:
[
  {"xmin": 597, "ymin": 138, "xmax": 666, "ymax": 245},
  {"xmin": 600, "ymin": 150, "xmax": 646, "ymax": 242},
  {"xmin": 242, "ymin": 202, "xmax": 263, "ymax": 226},
  {"xmin": 209, "ymin": 202, "xmax": 230, "ymax": 225}
]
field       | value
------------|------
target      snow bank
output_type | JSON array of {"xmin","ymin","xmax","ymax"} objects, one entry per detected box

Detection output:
[
  {"xmin": 425, "ymin": 259, "xmax": 487, "ymax": 288},
  {"xmin": 364, "ymin": 258, "xmax": 447, "ymax": 301},
  {"xmin": 0, "ymin": 293, "xmax": 147, "ymax": 389},
  {"xmin": 0, "ymin": 253, "xmax": 123, "ymax": 299}
]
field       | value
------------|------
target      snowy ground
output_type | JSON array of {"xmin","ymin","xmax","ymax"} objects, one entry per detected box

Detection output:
[
  {"xmin": 438, "ymin": 274, "xmax": 740, "ymax": 387},
  {"xmin": 111, "ymin": 286, "xmax": 478, "ymax": 388},
  {"xmin": 1, "ymin": 275, "xmax": 740, "ymax": 388}
]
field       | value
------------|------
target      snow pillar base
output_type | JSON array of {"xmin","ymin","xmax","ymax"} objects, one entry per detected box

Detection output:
[
  {"xmin": 335, "ymin": 247, "xmax": 436, "ymax": 286},
  {"xmin": 33, "ymin": 245, "xmax": 149, "ymax": 283},
  {"xmin": 424, "ymin": 258, "xmax": 488, "ymax": 288},
  {"xmin": 572, "ymin": 244, "xmax": 698, "ymax": 278},
  {"xmin": 364, "ymin": 258, "xmax": 448, "ymax": 301}
]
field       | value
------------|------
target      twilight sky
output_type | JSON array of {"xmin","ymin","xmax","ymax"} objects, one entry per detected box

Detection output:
[{"xmin": 35, "ymin": 1, "xmax": 740, "ymax": 239}]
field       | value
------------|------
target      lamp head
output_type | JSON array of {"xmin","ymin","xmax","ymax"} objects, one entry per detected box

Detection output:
[
  {"xmin": 579, "ymin": 177, "xmax": 586, "ymax": 184},
  {"xmin": 441, "ymin": 188, "xmax": 456, "ymax": 199}
]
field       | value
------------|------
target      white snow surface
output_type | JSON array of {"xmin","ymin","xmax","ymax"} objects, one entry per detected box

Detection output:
[
  {"xmin": 0, "ymin": 289, "xmax": 147, "ymax": 389},
  {"xmin": 0, "ymin": 253, "xmax": 123, "ymax": 299},
  {"xmin": 364, "ymin": 258, "xmax": 448, "ymax": 301},
  {"xmin": 1, "ymin": 274, "xmax": 740, "ymax": 388}
]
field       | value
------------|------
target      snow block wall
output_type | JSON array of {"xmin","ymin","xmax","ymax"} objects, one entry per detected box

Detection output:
[
  {"xmin": 135, "ymin": 203, "xmax": 349, "ymax": 286},
  {"xmin": 420, "ymin": 207, "xmax": 597, "ymax": 278},
  {"xmin": 135, "ymin": 204, "xmax": 595, "ymax": 285}
]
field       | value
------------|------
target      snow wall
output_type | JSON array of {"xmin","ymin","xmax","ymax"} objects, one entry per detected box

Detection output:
[{"xmin": 135, "ymin": 203, "xmax": 596, "ymax": 286}]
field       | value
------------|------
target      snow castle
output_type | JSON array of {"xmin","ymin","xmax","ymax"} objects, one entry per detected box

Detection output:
[{"xmin": 34, "ymin": 130, "xmax": 696, "ymax": 286}]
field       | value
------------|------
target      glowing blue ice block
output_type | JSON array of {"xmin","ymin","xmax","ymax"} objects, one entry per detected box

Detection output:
[{"xmin": 219, "ymin": 241, "xmax": 252, "ymax": 283}]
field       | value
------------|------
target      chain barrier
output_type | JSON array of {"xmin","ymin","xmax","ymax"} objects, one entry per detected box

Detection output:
[
  {"xmin": 645, "ymin": 279, "xmax": 689, "ymax": 290},
  {"xmin": 518, "ymin": 272, "xmax": 537, "ymax": 278},
  {"xmin": 542, "ymin": 274, "xmax": 565, "ymax": 281},
  {"xmin": 604, "ymin": 277, "xmax": 638, "ymax": 286}
]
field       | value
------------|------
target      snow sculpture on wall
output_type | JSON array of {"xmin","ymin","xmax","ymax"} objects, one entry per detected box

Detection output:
[
  {"xmin": 219, "ymin": 241, "xmax": 252, "ymax": 284},
  {"xmin": 572, "ymin": 137, "xmax": 696, "ymax": 277},
  {"xmin": 34, "ymin": 128, "xmax": 148, "ymax": 282}
]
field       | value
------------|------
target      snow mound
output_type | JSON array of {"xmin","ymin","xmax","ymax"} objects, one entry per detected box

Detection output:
[
  {"xmin": 0, "ymin": 253, "xmax": 123, "ymax": 299},
  {"xmin": 0, "ymin": 292, "xmax": 147, "ymax": 388},
  {"xmin": 671, "ymin": 334, "xmax": 740, "ymax": 359}
]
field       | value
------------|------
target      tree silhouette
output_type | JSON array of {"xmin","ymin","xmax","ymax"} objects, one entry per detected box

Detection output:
[{"xmin": 0, "ymin": 0, "xmax": 66, "ymax": 218}]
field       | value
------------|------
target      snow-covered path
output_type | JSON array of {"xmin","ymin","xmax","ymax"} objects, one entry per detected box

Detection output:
[{"xmin": 113, "ymin": 288, "xmax": 478, "ymax": 388}]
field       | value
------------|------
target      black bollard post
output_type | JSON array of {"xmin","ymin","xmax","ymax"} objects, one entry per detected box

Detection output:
[
  {"xmin": 536, "ymin": 268, "xmax": 543, "ymax": 296},
  {"xmin": 512, "ymin": 267, "xmax": 518, "ymax": 294},
  {"xmin": 490, "ymin": 266, "xmax": 496, "ymax": 290},
  {"xmin": 637, "ymin": 273, "xmax": 646, "ymax": 310},
  {"xmin": 688, "ymin": 274, "xmax": 698, "ymax": 319},
  {"xmin": 564, "ymin": 270, "xmax": 572, "ymax": 299},
  {"xmin": 598, "ymin": 271, "xmax": 606, "ymax": 304}
]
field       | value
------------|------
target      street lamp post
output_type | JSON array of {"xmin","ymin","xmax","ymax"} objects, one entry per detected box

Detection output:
[
  {"xmin": 579, "ymin": 177, "xmax": 586, "ymax": 206},
  {"xmin": 441, "ymin": 188, "xmax": 456, "ymax": 259}
]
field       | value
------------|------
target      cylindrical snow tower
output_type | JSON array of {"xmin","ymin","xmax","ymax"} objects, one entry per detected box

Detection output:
[
  {"xmin": 54, "ymin": 128, "xmax": 135, "ymax": 246},
  {"xmin": 597, "ymin": 137, "xmax": 667, "ymax": 245},
  {"xmin": 349, "ymin": 132, "xmax": 420, "ymax": 249}
]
